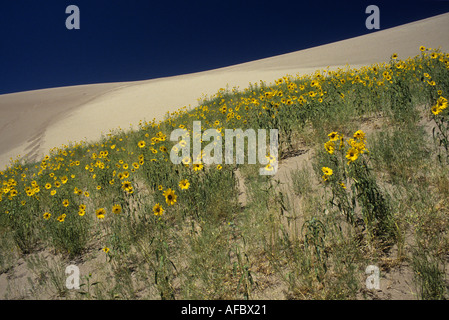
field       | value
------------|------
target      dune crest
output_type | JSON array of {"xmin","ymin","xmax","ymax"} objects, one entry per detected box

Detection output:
[{"xmin": 1, "ymin": 12, "xmax": 449, "ymax": 169}]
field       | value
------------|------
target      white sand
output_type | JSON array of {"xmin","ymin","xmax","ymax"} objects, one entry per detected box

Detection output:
[{"xmin": 1, "ymin": 12, "xmax": 449, "ymax": 169}]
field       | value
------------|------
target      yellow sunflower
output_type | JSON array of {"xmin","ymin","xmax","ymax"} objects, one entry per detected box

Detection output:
[
  {"xmin": 121, "ymin": 181, "xmax": 132, "ymax": 193},
  {"xmin": 112, "ymin": 204, "xmax": 122, "ymax": 214},
  {"xmin": 138, "ymin": 140, "xmax": 146, "ymax": 148},
  {"xmin": 321, "ymin": 167, "xmax": 333, "ymax": 182},
  {"xmin": 432, "ymin": 96, "xmax": 448, "ymax": 115},
  {"xmin": 353, "ymin": 130, "xmax": 366, "ymax": 141},
  {"xmin": 163, "ymin": 188, "xmax": 177, "ymax": 206},
  {"xmin": 179, "ymin": 179, "xmax": 190, "ymax": 190},
  {"xmin": 346, "ymin": 148, "xmax": 360, "ymax": 164},
  {"xmin": 321, "ymin": 167, "xmax": 333, "ymax": 176},
  {"xmin": 96, "ymin": 208, "xmax": 106, "ymax": 219},
  {"xmin": 153, "ymin": 203, "xmax": 164, "ymax": 216},
  {"xmin": 193, "ymin": 163, "xmax": 203, "ymax": 171},
  {"xmin": 324, "ymin": 141, "xmax": 335, "ymax": 154}
]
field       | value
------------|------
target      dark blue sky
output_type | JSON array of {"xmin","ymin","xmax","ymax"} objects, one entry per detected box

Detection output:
[{"xmin": 1, "ymin": 0, "xmax": 448, "ymax": 94}]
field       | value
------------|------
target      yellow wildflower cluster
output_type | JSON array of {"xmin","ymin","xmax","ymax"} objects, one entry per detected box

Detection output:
[
  {"xmin": 0, "ymin": 45, "xmax": 446, "ymax": 257},
  {"xmin": 322, "ymin": 130, "xmax": 368, "ymax": 182},
  {"xmin": 431, "ymin": 96, "xmax": 448, "ymax": 115}
]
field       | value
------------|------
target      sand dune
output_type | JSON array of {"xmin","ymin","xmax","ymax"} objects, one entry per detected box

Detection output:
[{"xmin": 1, "ymin": 12, "xmax": 449, "ymax": 170}]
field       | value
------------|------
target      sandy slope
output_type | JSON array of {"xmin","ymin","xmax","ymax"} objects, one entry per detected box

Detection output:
[{"xmin": 1, "ymin": 12, "xmax": 449, "ymax": 170}]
